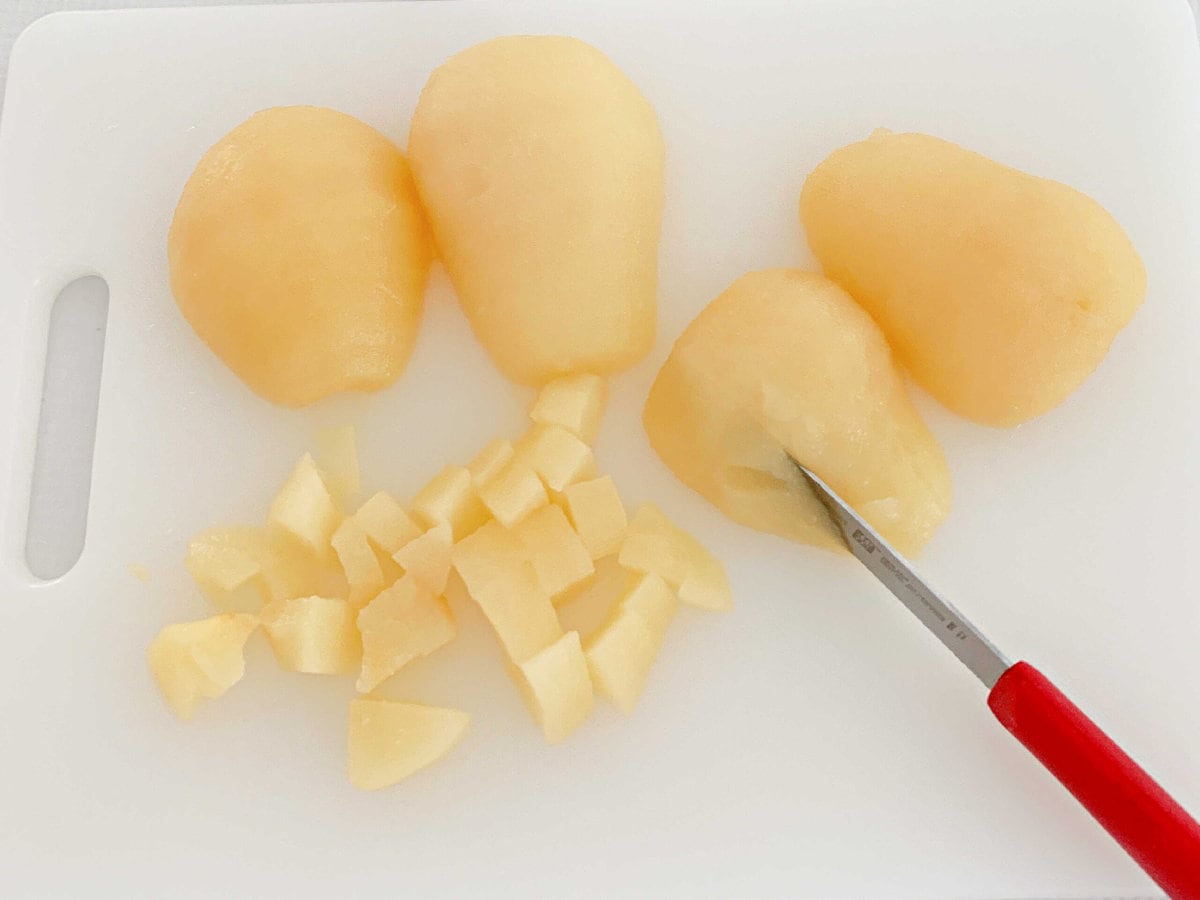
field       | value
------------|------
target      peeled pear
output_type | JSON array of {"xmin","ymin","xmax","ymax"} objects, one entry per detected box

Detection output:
[
  {"xmin": 408, "ymin": 36, "xmax": 664, "ymax": 385},
  {"xmin": 800, "ymin": 130, "xmax": 1145, "ymax": 426},
  {"xmin": 169, "ymin": 106, "xmax": 432, "ymax": 407},
  {"xmin": 643, "ymin": 269, "xmax": 951, "ymax": 555}
]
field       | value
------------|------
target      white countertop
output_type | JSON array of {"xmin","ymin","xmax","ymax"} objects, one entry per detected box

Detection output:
[
  {"xmin": 0, "ymin": 0, "xmax": 336, "ymax": 110},
  {"xmin": 1, "ymin": 0, "xmax": 1198, "ymax": 110}
]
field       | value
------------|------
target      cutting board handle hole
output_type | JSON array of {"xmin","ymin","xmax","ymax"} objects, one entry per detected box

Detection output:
[{"xmin": 24, "ymin": 275, "xmax": 110, "ymax": 581}]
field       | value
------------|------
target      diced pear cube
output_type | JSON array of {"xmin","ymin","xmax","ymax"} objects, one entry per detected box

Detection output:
[
  {"xmin": 585, "ymin": 573, "xmax": 678, "ymax": 713},
  {"xmin": 450, "ymin": 520, "xmax": 523, "ymax": 592},
  {"xmin": 186, "ymin": 534, "xmax": 259, "ymax": 591},
  {"xmin": 356, "ymin": 575, "xmax": 456, "ymax": 693},
  {"xmin": 353, "ymin": 491, "xmax": 422, "ymax": 555},
  {"xmin": 619, "ymin": 569, "xmax": 680, "ymax": 637},
  {"xmin": 473, "ymin": 562, "xmax": 563, "ymax": 663},
  {"xmin": 187, "ymin": 526, "xmax": 344, "ymax": 610},
  {"xmin": 348, "ymin": 699, "xmax": 469, "ymax": 790},
  {"xmin": 618, "ymin": 503, "xmax": 733, "ymax": 611},
  {"xmin": 411, "ymin": 465, "xmax": 490, "ymax": 540},
  {"xmin": 512, "ymin": 504, "xmax": 594, "ymax": 602},
  {"xmin": 586, "ymin": 615, "xmax": 659, "ymax": 715},
  {"xmin": 314, "ymin": 424, "xmax": 361, "ymax": 502},
  {"xmin": 452, "ymin": 523, "xmax": 562, "ymax": 662},
  {"xmin": 677, "ymin": 557, "xmax": 734, "ymax": 613},
  {"xmin": 331, "ymin": 517, "xmax": 386, "ymax": 607},
  {"xmin": 260, "ymin": 596, "xmax": 360, "ymax": 675},
  {"xmin": 514, "ymin": 424, "xmax": 596, "ymax": 492},
  {"xmin": 516, "ymin": 630, "xmax": 594, "ymax": 743},
  {"xmin": 555, "ymin": 556, "xmax": 632, "ymax": 641},
  {"xmin": 185, "ymin": 528, "xmax": 268, "ymax": 613},
  {"xmin": 477, "ymin": 459, "xmax": 549, "ymax": 528},
  {"xmin": 561, "ymin": 475, "xmax": 627, "ymax": 560},
  {"xmin": 617, "ymin": 532, "xmax": 689, "ymax": 585},
  {"xmin": 267, "ymin": 453, "xmax": 340, "ymax": 555},
  {"xmin": 529, "ymin": 373, "xmax": 607, "ymax": 444},
  {"xmin": 392, "ymin": 522, "xmax": 453, "ymax": 594},
  {"xmin": 147, "ymin": 613, "xmax": 258, "ymax": 720},
  {"xmin": 467, "ymin": 438, "xmax": 515, "ymax": 485},
  {"xmin": 251, "ymin": 528, "xmax": 346, "ymax": 601}
]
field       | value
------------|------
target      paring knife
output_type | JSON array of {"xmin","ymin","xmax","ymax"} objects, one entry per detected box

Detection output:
[{"xmin": 795, "ymin": 463, "xmax": 1200, "ymax": 899}]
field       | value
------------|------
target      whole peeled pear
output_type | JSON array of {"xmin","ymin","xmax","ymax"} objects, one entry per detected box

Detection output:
[
  {"xmin": 408, "ymin": 36, "xmax": 664, "ymax": 386},
  {"xmin": 800, "ymin": 130, "xmax": 1145, "ymax": 426},
  {"xmin": 643, "ymin": 269, "xmax": 951, "ymax": 556}
]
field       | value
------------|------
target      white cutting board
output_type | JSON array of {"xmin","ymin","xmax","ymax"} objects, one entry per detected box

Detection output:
[{"xmin": 2, "ymin": 1, "xmax": 1199, "ymax": 897}]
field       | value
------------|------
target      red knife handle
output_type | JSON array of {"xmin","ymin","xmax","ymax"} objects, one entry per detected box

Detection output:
[{"xmin": 988, "ymin": 662, "xmax": 1200, "ymax": 899}]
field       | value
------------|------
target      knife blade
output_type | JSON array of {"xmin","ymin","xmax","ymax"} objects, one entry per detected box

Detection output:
[
  {"xmin": 796, "ymin": 462, "xmax": 1010, "ymax": 687},
  {"xmin": 792, "ymin": 459, "xmax": 1200, "ymax": 899}
]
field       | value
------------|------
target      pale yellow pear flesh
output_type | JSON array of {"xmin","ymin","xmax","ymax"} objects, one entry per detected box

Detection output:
[
  {"xmin": 356, "ymin": 575, "xmax": 456, "ymax": 693},
  {"xmin": 168, "ymin": 106, "xmax": 432, "ymax": 407},
  {"xmin": 585, "ymin": 574, "xmax": 678, "ymax": 714},
  {"xmin": 314, "ymin": 425, "xmax": 361, "ymax": 503},
  {"xmin": 331, "ymin": 517, "xmax": 386, "ymax": 608},
  {"xmin": 154, "ymin": 329, "xmax": 739, "ymax": 774},
  {"xmin": 147, "ymin": 613, "xmax": 258, "ymax": 720},
  {"xmin": 392, "ymin": 523, "xmax": 454, "ymax": 595},
  {"xmin": 513, "ymin": 505, "xmax": 595, "ymax": 603},
  {"xmin": 530, "ymin": 374, "xmax": 608, "ymax": 443},
  {"xmin": 515, "ymin": 631, "xmax": 595, "ymax": 744},
  {"xmin": 184, "ymin": 528, "xmax": 267, "ymax": 613},
  {"xmin": 186, "ymin": 525, "xmax": 343, "ymax": 608},
  {"xmin": 467, "ymin": 439, "xmax": 515, "ymax": 486},
  {"xmin": 451, "ymin": 522, "xmax": 564, "ymax": 663},
  {"xmin": 408, "ymin": 36, "xmax": 663, "ymax": 384},
  {"xmin": 515, "ymin": 424, "xmax": 596, "ymax": 493},
  {"xmin": 410, "ymin": 466, "xmax": 490, "ymax": 541},
  {"xmin": 561, "ymin": 475, "xmax": 628, "ymax": 561},
  {"xmin": 260, "ymin": 596, "xmax": 361, "ymax": 675},
  {"xmin": 618, "ymin": 504, "xmax": 732, "ymax": 612},
  {"xmin": 799, "ymin": 130, "xmax": 1146, "ymax": 426},
  {"xmin": 347, "ymin": 699, "xmax": 469, "ymax": 790},
  {"xmin": 477, "ymin": 459, "xmax": 549, "ymax": 529},
  {"xmin": 643, "ymin": 269, "xmax": 951, "ymax": 556},
  {"xmin": 352, "ymin": 492, "xmax": 422, "ymax": 556},
  {"xmin": 266, "ymin": 453, "xmax": 340, "ymax": 557}
]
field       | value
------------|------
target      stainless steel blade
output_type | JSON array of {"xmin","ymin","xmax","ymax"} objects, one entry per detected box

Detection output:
[{"xmin": 795, "ymin": 462, "xmax": 1011, "ymax": 688}]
